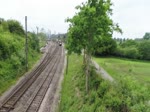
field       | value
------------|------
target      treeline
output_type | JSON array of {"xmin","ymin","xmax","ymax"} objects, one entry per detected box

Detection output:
[
  {"xmin": 95, "ymin": 33, "xmax": 150, "ymax": 60},
  {"xmin": 0, "ymin": 18, "xmax": 47, "ymax": 95}
]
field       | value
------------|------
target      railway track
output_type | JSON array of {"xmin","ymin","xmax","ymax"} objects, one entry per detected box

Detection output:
[{"xmin": 0, "ymin": 42, "xmax": 64, "ymax": 112}]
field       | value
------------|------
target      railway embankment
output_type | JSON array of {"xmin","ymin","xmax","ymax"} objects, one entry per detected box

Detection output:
[
  {"xmin": 59, "ymin": 54, "xmax": 150, "ymax": 112},
  {"xmin": 0, "ymin": 42, "xmax": 65, "ymax": 112}
]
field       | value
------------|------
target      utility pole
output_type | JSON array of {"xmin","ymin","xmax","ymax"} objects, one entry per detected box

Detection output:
[{"xmin": 25, "ymin": 16, "xmax": 28, "ymax": 71}]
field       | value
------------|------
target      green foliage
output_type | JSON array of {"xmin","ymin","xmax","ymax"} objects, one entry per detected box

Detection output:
[
  {"xmin": 59, "ymin": 54, "xmax": 85, "ymax": 112},
  {"xmin": 66, "ymin": 0, "xmax": 121, "ymax": 93},
  {"xmin": 0, "ymin": 19, "xmax": 41, "ymax": 95},
  {"xmin": 94, "ymin": 36, "xmax": 117, "ymax": 56},
  {"xmin": 143, "ymin": 32, "xmax": 150, "ymax": 40},
  {"xmin": 10, "ymin": 53, "xmax": 22, "ymax": 69},
  {"xmin": 7, "ymin": 19, "xmax": 24, "ymax": 35},
  {"xmin": 124, "ymin": 47, "xmax": 140, "ymax": 59},
  {"xmin": 0, "ymin": 33, "xmax": 21, "ymax": 59},
  {"xmin": 115, "ymin": 46, "xmax": 140, "ymax": 59},
  {"xmin": 114, "ymin": 39, "xmax": 150, "ymax": 60},
  {"xmin": 94, "ymin": 57, "xmax": 150, "ymax": 87},
  {"xmin": 0, "ymin": 18, "xmax": 25, "ymax": 36},
  {"xmin": 60, "ymin": 54, "xmax": 150, "ymax": 112},
  {"xmin": 28, "ymin": 32, "xmax": 40, "ymax": 52},
  {"xmin": 0, "ymin": 21, "xmax": 9, "ymax": 32},
  {"xmin": 138, "ymin": 40, "xmax": 150, "ymax": 60},
  {"xmin": 0, "ymin": 33, "xmax": 23, "ymax": 59},
  {"xmin": 66, "ymin": 0, "xmax": 121, "ymax": 55},
  {"xmin": 38, "ymin": 31, "xmax": 48, "ymax": 47},
  {"xmin": 0, "ymin": 18, "xmax": 24, "ymax": 35},
  {"xmin": 120, "ymin": 39, "xmax": 138, "ymax": 48}
]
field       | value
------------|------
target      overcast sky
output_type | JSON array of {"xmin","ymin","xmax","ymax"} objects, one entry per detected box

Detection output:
[{"xmin": 0, "ymin": 0, "xmax": 150, "ymax": 39}]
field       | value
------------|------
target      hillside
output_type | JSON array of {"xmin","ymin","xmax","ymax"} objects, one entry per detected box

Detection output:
[{"xmin": 0, "ymin": 19, "xmax": 45, "ymax": 95}]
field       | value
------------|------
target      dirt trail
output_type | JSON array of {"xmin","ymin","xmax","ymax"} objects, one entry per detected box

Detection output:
[{"xmin": 92, "ymin": 60, "xmax": 114, "ymax": 82}]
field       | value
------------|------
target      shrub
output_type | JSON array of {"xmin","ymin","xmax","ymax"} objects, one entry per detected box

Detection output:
[
  {"xmin": 115, "ymin": 46, "xmax": 140, "ymax": 59},
  {"xmin": 7, "ymin": 19, "xmax": 24, "ymax": 35},
  {"xmin": 124, "ymin": 47, "xmax": 140, "ymax": 59},
  {"xmin": 94, "ymin": 37, "xmax": 117, "ymax": 56},
  {"xmin": 138, "ymin": 40, "xmax": 150, "ymax": 60}
]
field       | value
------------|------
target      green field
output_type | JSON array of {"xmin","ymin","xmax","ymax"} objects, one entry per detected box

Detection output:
[{"xmin": 94, "ymin": 57, "xmax": 150, "ymax": 86}]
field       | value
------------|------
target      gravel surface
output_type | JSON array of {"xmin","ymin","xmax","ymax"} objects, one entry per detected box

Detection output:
[{"xmin": 0, "ymin": 42, "xmax": 65, "ymax": 112}]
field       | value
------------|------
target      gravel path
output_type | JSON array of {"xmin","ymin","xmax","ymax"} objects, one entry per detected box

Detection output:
[{"xmin": 39, "ymin": 45, "xmax": 65, "ymax": 112}]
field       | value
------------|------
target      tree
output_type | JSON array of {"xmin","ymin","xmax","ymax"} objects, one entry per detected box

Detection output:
[
  {"xmin": 143, "ymin": 32, "xmax": 150, "ymax": 40},
  {"xmin": 94, "ymin": 36, "xmax": 117, "ymax": 56},
  {"xmin": 0, "ymin": 18, "xmax": 8, "ymax": 32},
  {"xmin": 120, "ymin": 39, "xmax": 138, "ymax": 48},
  {"xmin": 66, "ymin": 0, "xmax": 121, "ymax": 92},
  {"xmin": 7, "ymin": 19, "xmax": 24, "ymax": 35},
  {"xmin": 138, "ymin": 40, "xmax": 150, "ymax": 60},
  {"xmin": 28, "ymin": 32, "xmax": 40, "ymax": 52},
  {"xmin": 0, "ymin": 18, "xmax": 4, "ymax": 24}
]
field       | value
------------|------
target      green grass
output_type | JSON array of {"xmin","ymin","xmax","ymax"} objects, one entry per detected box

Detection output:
[
  {"xmin": 59, "ymin": 54, "xmax": 150, "ymax": 112},
  {"xmin": 59, "ymin": 54, "xmax": 86, "ymax": 112},
  {"xmin": 93, "ymin": 57, "xmax": 150, "ymax": 86}
]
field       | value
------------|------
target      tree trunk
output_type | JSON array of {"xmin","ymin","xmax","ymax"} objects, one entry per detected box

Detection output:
[
  {"xmin": 83, "ymin": 49, "xmax": 86, "ymax": 64},
  {"xmin": 85, "ymin": 52, "xmax": 91, "ymax": 93},
  {"xmin": 85, "ymin": 32, "xmax": 92, "ymax": 93},
  {"xmin": 86, "ymin": 62, "xmax": 89, "ymax": 93}
]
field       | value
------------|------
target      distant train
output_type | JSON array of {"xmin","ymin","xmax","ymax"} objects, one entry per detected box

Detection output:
[
  {"xmin": 59, "ymin": 42, "xmax": 62, "ymax": 46},
  {"xmin": 56, "ymin": 39, "xmax": 62, "ymax": 46}
]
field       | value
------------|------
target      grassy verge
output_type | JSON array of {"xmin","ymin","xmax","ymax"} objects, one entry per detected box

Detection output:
[
  {"xmin": 59, "ymin": 54, "xmax": 150, "ymax": 112},
  {"xmin": 59, "ymin": 54, "xmax": 85, "ymax": 112},
  {"xmin": 93, "ymin": 57, "xmax": 150, "ymax": 86}
]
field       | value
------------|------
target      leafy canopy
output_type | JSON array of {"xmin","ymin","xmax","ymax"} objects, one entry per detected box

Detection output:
[
  {"xmin": 66, "ymin": 0, "xmax": 121, "ymax": 55},
  {"xmin": 143, "ymin": 32, "xmax": 150, "ymax": 40}
]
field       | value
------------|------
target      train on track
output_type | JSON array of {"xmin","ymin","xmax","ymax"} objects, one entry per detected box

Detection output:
[{"xmin": 57, "ymin": 39, "xmax": 62, "ymax": 46}]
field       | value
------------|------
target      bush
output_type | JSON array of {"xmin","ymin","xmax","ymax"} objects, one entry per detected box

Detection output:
[
  {"xmin": 28, "ymin": 32, "xmax": 40, "ymax": 52},
  {"xmin": 114, "ymin": 46, "xmax": 140, "ymax": 59},
  {"xmin": 124, "ymin": 47, "xmax": 140, "ymax": 59},
  {"xmin": 0, "ymin": 33, "xmax": 12, "ymax": 59},
  {"xmin": 0, "ymin": 18, "xmax": 42, "ymax": 96},
  {"xmin": 59, "ymin": 54, "xmax": 150, "ymax": 112},
  {"xmin": 138, "ymin": 40, "xmax": 150, "ymax": 60},
  {"xmin": 94, "ymin": 37, "xmax": 117, "ymax": 56},
  {"xmin": 7, "ymin": 19, "xmax": 24, "ymax": 35}
]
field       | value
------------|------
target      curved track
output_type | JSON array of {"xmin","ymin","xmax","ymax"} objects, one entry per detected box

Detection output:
[{"xmin": 0, "ymin": 42, "xmax": 65, "ymax": 112}]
